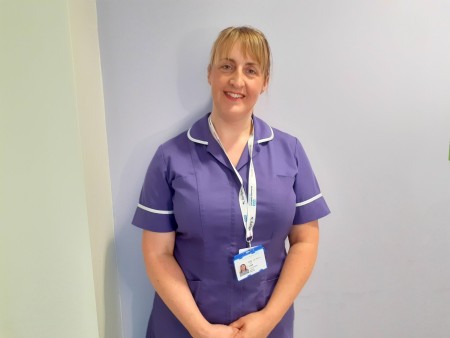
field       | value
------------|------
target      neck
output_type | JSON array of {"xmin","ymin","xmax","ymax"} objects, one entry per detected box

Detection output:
[{"xmin": 209, "ymin": 112, "xmax": 253, "ymax": 145}]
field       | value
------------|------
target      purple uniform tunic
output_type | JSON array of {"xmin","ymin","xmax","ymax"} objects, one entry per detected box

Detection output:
[{"xmin": 133, "ymin": 113, "xmax": 330, "ymax": 338}]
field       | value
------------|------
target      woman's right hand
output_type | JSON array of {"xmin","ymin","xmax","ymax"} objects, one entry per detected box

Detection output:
[
  {"xmin": 194, "ymin": 323, "xmax": 239, "ymax": 338},
  {"xmin": 143, "ymin": 231, "xmax": 239, "ymax": 338}
]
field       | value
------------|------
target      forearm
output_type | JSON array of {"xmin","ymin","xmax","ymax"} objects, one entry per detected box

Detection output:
[
  {"xmin": 143, "ymin": 237, "xmax": 209, "ymax": 337},
  {"xmin": 261, "ymin": 224, "xmax": 319, "ymax": 329},
  {"xmin": 229, "ymin": 233, "xmax": 319, "ymax": 337},
  {"xmin": 149, "ymin": 256, "xmax": 208, "ymax": 334}
]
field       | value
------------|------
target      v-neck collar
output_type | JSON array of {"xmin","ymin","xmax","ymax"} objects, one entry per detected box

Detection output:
[{"xmin": 187, "ymin": 113, "xmax": 274, "ymax": 170}]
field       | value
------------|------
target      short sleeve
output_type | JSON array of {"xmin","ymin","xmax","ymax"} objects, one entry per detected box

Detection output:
[
  {"xmin": 293, "ymin": 139, "xmax": 330, "ymax": 225},
  {"xmin": 132, "ymin": 145, "xmax": 177, "ymax": 232}
]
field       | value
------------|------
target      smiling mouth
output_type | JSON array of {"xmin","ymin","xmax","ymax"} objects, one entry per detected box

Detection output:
[{"xmin": 225, "ymin": 91, "xmax": 245, "ymax": 99}]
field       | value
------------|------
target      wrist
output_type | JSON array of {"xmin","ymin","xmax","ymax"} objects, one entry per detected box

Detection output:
[
  {"xmin": 188, "ymin": 320, "xmax": 212, "ymax": 338},
  {"xmin": 260, "ymin": 306, "xmax": 282, "ymax": 329}
]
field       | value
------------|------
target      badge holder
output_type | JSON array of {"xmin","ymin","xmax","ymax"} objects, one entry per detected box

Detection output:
[{"xmin": 234, "ymin": 245, "xmax": 267, "ymax": 281}]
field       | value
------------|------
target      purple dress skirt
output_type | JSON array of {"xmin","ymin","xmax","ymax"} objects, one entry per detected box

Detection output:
[{"xmin": 133, "ymin": 113, "xmax": 330, "ymax": 338}]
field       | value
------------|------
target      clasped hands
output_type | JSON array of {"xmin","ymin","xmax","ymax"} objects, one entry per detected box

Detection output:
[{"xmin": 201, "ymin": 310, "xmax": 275, "ymax": 338}]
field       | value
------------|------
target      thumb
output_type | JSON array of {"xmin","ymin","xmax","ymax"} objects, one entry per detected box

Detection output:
[{"xmin": 229, "ymin": 318, "xmax": 244, "ymax": 329}]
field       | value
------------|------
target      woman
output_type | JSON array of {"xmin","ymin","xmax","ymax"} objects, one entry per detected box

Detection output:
[{"xmin": 132, "ymin": 26, "xmax": 330, "ymax": 338}]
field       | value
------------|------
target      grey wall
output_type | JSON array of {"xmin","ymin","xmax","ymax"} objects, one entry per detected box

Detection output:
[{"xmin": 96, "ymin": 1, "xmax": 450, "ymax": 337}]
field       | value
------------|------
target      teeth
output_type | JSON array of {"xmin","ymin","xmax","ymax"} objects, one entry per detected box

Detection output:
[{"xmin": 227, "ymin": 92, "xmax": 244, "ymax": 98}]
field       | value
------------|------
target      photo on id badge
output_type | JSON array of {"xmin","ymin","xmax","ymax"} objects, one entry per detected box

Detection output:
[{"xmin": 234, "ymin": 245, "xmax": 268, "ymax": 281}]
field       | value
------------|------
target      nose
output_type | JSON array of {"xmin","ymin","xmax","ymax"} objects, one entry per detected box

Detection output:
[{"xmin": 229, "ymin": 69, "xmax": 244, "ymax": 88}]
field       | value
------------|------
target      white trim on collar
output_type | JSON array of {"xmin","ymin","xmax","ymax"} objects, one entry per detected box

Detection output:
[
  {"xmin": 187, "ymin": 128, "xmax": 208, "ymax": 145},
  {"xmin": 187, "ymin": 117, "xmax": 274, "ymax": 145},
  {"xmin": 256, "ymin": 126, "xmax": 274, "ymax": 144}
]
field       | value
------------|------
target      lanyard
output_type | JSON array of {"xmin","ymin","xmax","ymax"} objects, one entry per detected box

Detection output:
[{"xmin": 208, "ymin": 117, "xmax": 257, "ymax": 248}]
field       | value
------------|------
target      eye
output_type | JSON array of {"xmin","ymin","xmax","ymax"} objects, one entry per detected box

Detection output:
[
  {"xmin": 220, "ymin": 63, "xmax": 233, "ymax": 71},
  {"xmin": 246, "ymin": 68, "xmax": 259, "ymax": 76}
]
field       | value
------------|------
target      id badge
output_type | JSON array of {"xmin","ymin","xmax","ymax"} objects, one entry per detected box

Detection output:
[{"xmin": 233, "ymin": 245, "xmax": 267, "ymax": 281}]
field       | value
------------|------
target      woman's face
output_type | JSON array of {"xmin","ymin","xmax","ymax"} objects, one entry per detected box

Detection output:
[{"xmin": 208, "ymin": 42, "xmax": 268, "ymax": 121}]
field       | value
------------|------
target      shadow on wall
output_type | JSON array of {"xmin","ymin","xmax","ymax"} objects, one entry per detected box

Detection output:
[
  {"xmin": 114, "ymin": 223, "xmax": 152, "ymax": 338},
  {"xmin": 115, "ymin": 98, "xmax": 212, "ymax": 338},
  {"xmin": 176, "ymin": 27, "xmax": 214, "ymax": 115},
  {"xmin": 112, "ymin": 25, "xmax": 215, "ymax": 338},
  {"xmin": 115, "ymin": 106, "xmax": 211, "ymax": 338},
  {"xmin": 105, "ymin": 240, "xmax": 123, "ymax": 338}
]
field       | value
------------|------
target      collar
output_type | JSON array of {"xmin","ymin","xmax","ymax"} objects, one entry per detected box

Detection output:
[
  {"xmin": 187, "ymin": 113, "xmax": 274, "ymax": 146},
  {"xmin": 187, "ymin": 113, "xmax": 274, "ymax": 171}
]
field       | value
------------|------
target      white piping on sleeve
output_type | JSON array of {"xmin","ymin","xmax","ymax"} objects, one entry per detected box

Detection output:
[
  {"xmin": 137, "ymin": 203, "xmax": 174, "ymax": 215},
  {"xmin": 296, "ymin": 193, "xmax": 323, "ymax": 207}
]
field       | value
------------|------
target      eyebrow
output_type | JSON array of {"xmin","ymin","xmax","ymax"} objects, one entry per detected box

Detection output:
[{"xmin": 221, "ymin": 57, "xmax": 259, "ymax": 67}]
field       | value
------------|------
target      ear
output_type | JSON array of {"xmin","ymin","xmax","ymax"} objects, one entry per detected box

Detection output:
[
  {"xmin": 207, "ymin": 65, "xmax": 212, "ymax": 85},
  {"xmin": 261, "ymin": 76, "xmax": 269, "ymax": 93}
]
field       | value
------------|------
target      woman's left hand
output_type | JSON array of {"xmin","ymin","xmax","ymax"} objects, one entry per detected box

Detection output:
[
  {"xmin": 229, "ymin": 311, "xmax": 275, "ymax": 338},
  {"xmin": 230, "ymin": 220, "xmax": 320, "ymax": 338}
]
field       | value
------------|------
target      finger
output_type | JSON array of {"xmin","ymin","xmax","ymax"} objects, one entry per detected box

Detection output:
[
  {"xmin": 229, "ymin": 319, "xmax": 243, "ymax": 328},
  {"xmin": 233, "ymin": 330, "xmax": 244, "ymax": 338}
]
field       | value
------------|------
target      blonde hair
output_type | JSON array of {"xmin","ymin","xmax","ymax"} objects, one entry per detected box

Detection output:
[{"xmin": 208, "ymin": 26, "xmax": 271, "ymax": 81}]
